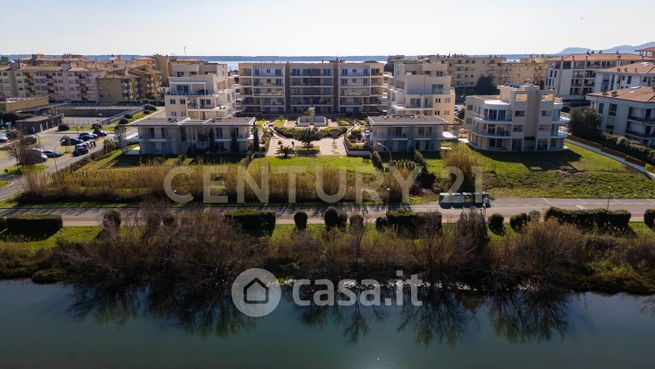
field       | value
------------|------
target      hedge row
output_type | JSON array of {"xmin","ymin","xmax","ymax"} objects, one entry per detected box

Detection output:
[
  {"xmin": 224, "ymin": 210, "xmax": 276, "ymax": 237},
  {"xmin": 376, "ymin": 210, "xmax": 442, "ymax": 238},
  {"xmin": 4, "ymin": 214, "xmax": 63, "ymax": 236},
  {"xmin": 645, "ymin": 210, "xmax": 655, "ymax": 230},
  {"xmin": 544, "ymin": 207, "xmax": 631, "ymax": 231}
]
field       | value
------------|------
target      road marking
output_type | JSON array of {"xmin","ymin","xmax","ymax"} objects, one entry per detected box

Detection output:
[
  {"xmin": 576, "ymin": 205, "xmax": 586, "ymax": 210},
  {"xmin": 542, "ymin": 198, "xmax": 552, "ymax": 205}
]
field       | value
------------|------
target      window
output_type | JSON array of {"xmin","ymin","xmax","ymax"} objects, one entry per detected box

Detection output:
[
  {"xmin": 541, "ymin": 111, "xmax": 549, "ymax": 117},
  {"xmin": 169, "ymin": 99, "xmax": 176, "ymax": 104},
  {"xmin": 513, "ymin": 125, "xmax": 523, "ymax": 132},
  {"xmin": 179, "ymin": 99, "xmax": 186, "ymax": 104},
  {"xmin": 598, "ymin": 103, "xmax": 604, "ymax": 114},
  {"xmin": 514, "ymin": 111, "xmax": 525, "ymax": 117},
  {"xmin": 608, "ymin": 104, "xmax": 617, "ymax": 117}
]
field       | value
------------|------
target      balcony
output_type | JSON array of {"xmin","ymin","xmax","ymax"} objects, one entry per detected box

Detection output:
[
  {"xmin": 628, "ymin": 115, "xmax": 655, "ymax": 123},
  {"xmin": 626, "ymin": 130, "xmax": 655, "ymax": 138}
]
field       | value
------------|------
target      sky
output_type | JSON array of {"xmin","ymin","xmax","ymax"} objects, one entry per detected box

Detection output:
[{"xmin": 2, "ymin": 0, "xmax": 654, "ymax": 56}]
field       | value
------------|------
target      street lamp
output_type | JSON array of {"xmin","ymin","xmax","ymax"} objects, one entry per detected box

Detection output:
[{"xmin": 607, "ymin": 186, "xmax": 612, "ymax": 210}]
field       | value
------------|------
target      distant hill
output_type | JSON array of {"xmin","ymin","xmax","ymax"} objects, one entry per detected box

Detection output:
[{"xmin": 558, "ymin": 42, "xmax": 655, "ymax": 55}]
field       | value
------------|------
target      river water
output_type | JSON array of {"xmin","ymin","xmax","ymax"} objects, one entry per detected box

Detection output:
[{"xmin": 0, "ymin": 281, "xmax": 654, "ymax": 369}]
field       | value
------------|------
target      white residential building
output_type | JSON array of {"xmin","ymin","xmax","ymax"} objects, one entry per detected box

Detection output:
[
  {"xmin": 545, "ymin": 53, "xmax": 650, "ymax": 105},
  {"xmin": 134, "ymin": 116, "xmax": 256, "ymax": 155},
  {"xmin": 587, "ymin": 87, "xmax": 655, "ymax": 148},
  {"xmin": 593, "ymin": 62, "xmax": 655, "ymax": 92},
  {"xmin": 165, "ymin": 63, "xmax": 236, "ymax": 120},
  {"xmin": 465, "ymin": 85, "xmax": 568, "ymax": 152},
  {"xmin": 367, "ymin": 115, "xmax": 451, "ymax": 152},
  {"xmin": 387, "ymin": 60, "xmax": 455, "ymax": 123}
]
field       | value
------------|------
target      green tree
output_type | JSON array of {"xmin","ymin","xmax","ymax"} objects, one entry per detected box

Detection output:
[
  {"xmin": 295, "ymin": 128, "xmax": 321, "ymax": 150},
  {"xmin": 0, "ymin": 56, "xmax": 9, "ymax": 65},
  {"xmin": 208, "ymin": 129, "xmax": 216, "ymax": 153},
  {"xmin": 252, "ymin": 126, "xmax": 260, "ymax": 152},
  {"xmin": 569, "ymin": 107, "xmax": 602, "ymax": 139},
  {"xmin": 276, "ymin": 145, "xmax": 294, "ymax": 159},
  {"xmin": 474, "ymin": 76, "xmax": 498, "ymax": 95},
  {"xmin": 304, "ymin": 107, "xmax": 316, "ymax": 125},
  {"xmin": 230, "ymin": 128, "xmax": 239, "ymax": 154}
]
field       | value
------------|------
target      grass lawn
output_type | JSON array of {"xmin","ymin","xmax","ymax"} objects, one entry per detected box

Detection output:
[
  {"xmin": 256, "ymin": 119, "xmax": 268, "ymax": 126},
  {"xmin": 253, "ymin": 155, "xmax": 374, "ymax": 174},
  {"xmin": 81, "ymin": 147, "xmax": 246, "ymax": 170},
  {"xmin": 0, "ymin": 181, "xmax": 8, "ymax": 188},
  {"xmin": 272, "ymin": 119, "xmax": 286, "ymax": 127},
  {"xmin": 0, "ymin": 226, "xmax": 101, "ymax": 251},
  {"xmin": 424, "ymin": 142, "xmax": 654, "ymax": 198}
]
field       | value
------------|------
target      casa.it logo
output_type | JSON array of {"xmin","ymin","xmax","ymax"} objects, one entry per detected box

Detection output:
[{"xmin": 231, "ymin": 268, "xmax": 282, "ymax": 318}]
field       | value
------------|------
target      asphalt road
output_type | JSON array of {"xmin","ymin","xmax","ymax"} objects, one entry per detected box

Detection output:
[{"xmin": 0, "ymin": 197, "xmax": 652, "ymax": 226}]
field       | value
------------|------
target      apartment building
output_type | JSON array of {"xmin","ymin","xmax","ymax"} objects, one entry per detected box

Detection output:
[
  {"xmin": 9, "ymin": 64, "xmax": 104, "ymax": 102},
  {"xmin": 238, "ymin": 60, "xmax": 384, "ymax": 115},
  {"xmin": 497, "ymin": 57, "xmax": 549, "ymax": 87},
  {"xmin": 165, "ymin": 63, "xmax": 236, "ymax": 120},
  {"xmin": 0, "ymin": 96, "xmax": 49, "ymax": 113},
  {"xmin": 134, "ymin": 116, "xmax": 255, "ymax": 155},
  {"xmin": 422, "ymin": 55, "xmax": 507, "ymax": 89},
  {"xmin": 464, "ymin": 85, "xmax": 568, "ymax": 152},
  {"xmin": 367, "ymin": 115, "xmax": 450, "ymax": 152},
  {"xmin": 545, "ymin": 53, "xmax": 650, "ymax": 105},
  {"xmin": 0, "ymin": 65, "xmax": 18, "ymax": 97},
  {"xmin": 587, "ymin": 87, "xmax": 655, "ymax": 148},
  {"xmin": 638, "ymin": 47, "xmax": 655, "ymax": 58},
  {"xmin": 387, "ymin": 60, "xmax": 455, "ymax": 123},
  {"xmin": 97, "ymin": 71, "xmax": 139, "ymax": 103},
  {"xmin": 593, "ymin": 62, "xmax": 655, "ymax": 92}
]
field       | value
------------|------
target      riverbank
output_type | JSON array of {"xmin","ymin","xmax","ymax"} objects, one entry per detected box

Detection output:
[{"xmin": 2, "ymin": 208, "xmax": 655, "ymax": 295}]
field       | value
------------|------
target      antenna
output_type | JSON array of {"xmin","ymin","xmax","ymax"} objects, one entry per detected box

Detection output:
[{"xmin": 184, "ymin": 46, "xmax": 187, "ymax": 58}]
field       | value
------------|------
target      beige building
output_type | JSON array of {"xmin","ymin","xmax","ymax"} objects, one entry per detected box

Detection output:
[
  {"xmin": 387, "ymin": 60, "xmax": 455, "ymax": 123},
  {"xmin": 97, "ymin": 71, "xmax": 139, "ymax": 103},
  {"xmin": 545, "ymin": 53, "xmax": 651, "ymax": 105},
  {"xmin": 368, "ymin": 115, "xmax": 451, "ymax": 152},
  {"xmin": 587, "ymin": 87, "xmax": 655, "ymax": 148},
  {"xmin": 238, "ymin": 60, "xmax": 384, "ymax": 115},
  {"xmin": 422, "ymin": 55, "xmax": 507, "ymax": 89},
  {"xmin": 0, "ymin": 96, "xmax": 50, "ymax": 113},
  {"xmin": 465, "ymin": 85, "xmax": 568, "ymax": 152},
  {"xmin": 497, "ymin": 57, "xmax": 549, "ymax": 87}
]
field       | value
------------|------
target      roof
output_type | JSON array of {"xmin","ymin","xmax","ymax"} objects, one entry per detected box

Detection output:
[
  {"xmin": 133, "ymin": 116, "xmax": 256, "ymax": 127},
  {"xmin": 598, "ymin": 61, "xmax": 655, "ymax": 75},
  {"xmin": 637, "ymin": 46, "xmax": 655, "ymax": 53},
  {"xmin": 18, "ymin": 66, "xmax": 63, "ymax": 72},
  {"xmin": 587, "ymin": 86, "xmax": 655, "ymax": 104},
  {"xmin": 16, "ymin": 115, "xmax": 61, "ymax": 123},
  {"xmin": 547, "ymin": 53, "xmax": 649, "ymax": 62},
  {"xmin": 367, "ymin": 115, "xmax": 450, "ymax": 126}
]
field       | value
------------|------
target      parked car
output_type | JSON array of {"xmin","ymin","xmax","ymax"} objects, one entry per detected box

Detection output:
[
  {"xmin": 61, "ymin": 137, "xmax": 83, "ymax": 146},
  {"xmin": 93, "ymin": 130, "xmax": 108, "ymax": 137},
  {"xmin": 41, "ymin": 150, "xmax": 63, "ymax": 158},
  {"xmin": 78, "ymin": 133, "xmax": 95, "ymax": 141},
  {"xmin": 0, "ymin": 134, "xmax": 8, "ymax": 143},
  {"xmin": 21, "ymin": 148, "xmax": 48, "ymax": 164},
  {"xmin": 73, "ymin": 145, "xmax": 89, "ymax": 156}
]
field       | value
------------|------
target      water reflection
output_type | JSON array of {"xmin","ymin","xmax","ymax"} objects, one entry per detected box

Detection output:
[{"xmin": 67, "ymin": 282, "xmax": 572, "ymax": 346}]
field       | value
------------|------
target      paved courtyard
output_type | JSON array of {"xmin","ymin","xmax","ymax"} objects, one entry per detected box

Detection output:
[{"xmin": 267, "ymin": 132, "xmax": 346, "ymax": 157}]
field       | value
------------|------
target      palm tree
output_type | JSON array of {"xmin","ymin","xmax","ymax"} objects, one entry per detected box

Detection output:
[{"xmin": 276, "ymin": 145, "xmax": 294, "ymax": 159}]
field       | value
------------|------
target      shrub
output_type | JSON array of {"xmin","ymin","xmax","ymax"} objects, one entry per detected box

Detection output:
[
  {"xmin": 294, "ymin": 211, "xmax": 308, "ymax": 231},
  {"xmin": 510, "ymin": 213, "xmax": 530, "ymax": 233},
  {"xmin": 645, "ymin": 210, "xmax": 655, "ymax": 230},
  {"xmin": 32, "ymin": 268, "xmax": 67, "ymax": 284},
  {"xmin": 544, "ymin": 207, "xmax": 631, "ymax": 232},
  {"xmin": 488, "ymin": 213, "xmax": 505, "ymax": 235},
  {"xmin": 58, "ymin": 124, "xmax": 70, "ymax": 132},
  {"xmin": 324, "ymin": 207, "xmax": 347, "ymax": 230},
  {"xmin": 102, "ymin": 210, "xmax": 121, "ymax": 229},
  {"xmin": 6, "ymin": 214, "xmax": 63, "ymax": 237},
  {"xmin": 224, "ymin": 210, "xmax": 276, "ymax": 237},
  {"xmin": 119, "ymin": 118, "xmax": 129, "ymax": 124},
  {"xmin": 124, "ymin": 113, "xmax": 133, "ymax": 119},
  {"xmin": 0, "ymin": 217, "xmax": 6, "ymax": 231},
  {"xmin": 6, "ymin": 129, "xmax": 19, "ymax": 140},
  {"xmin": 349, "ymin": 214, "xmax": 364, "ymax": 233},
  {"xmin": 377, "ymin": 210, "xmax": 442, "ymax": 238},
  {"xmin": 371, "ymin": 150, "xmax": 383, "ymax": 170}
]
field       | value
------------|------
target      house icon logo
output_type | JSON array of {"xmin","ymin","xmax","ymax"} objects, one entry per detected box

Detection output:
[
  {"xmin": 244, "ymin": 278, "xmax": 269, "ymax": 304},
  {"xmin": 231, "ymin": 268, "xmax": 281, "ymax": 317}
]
